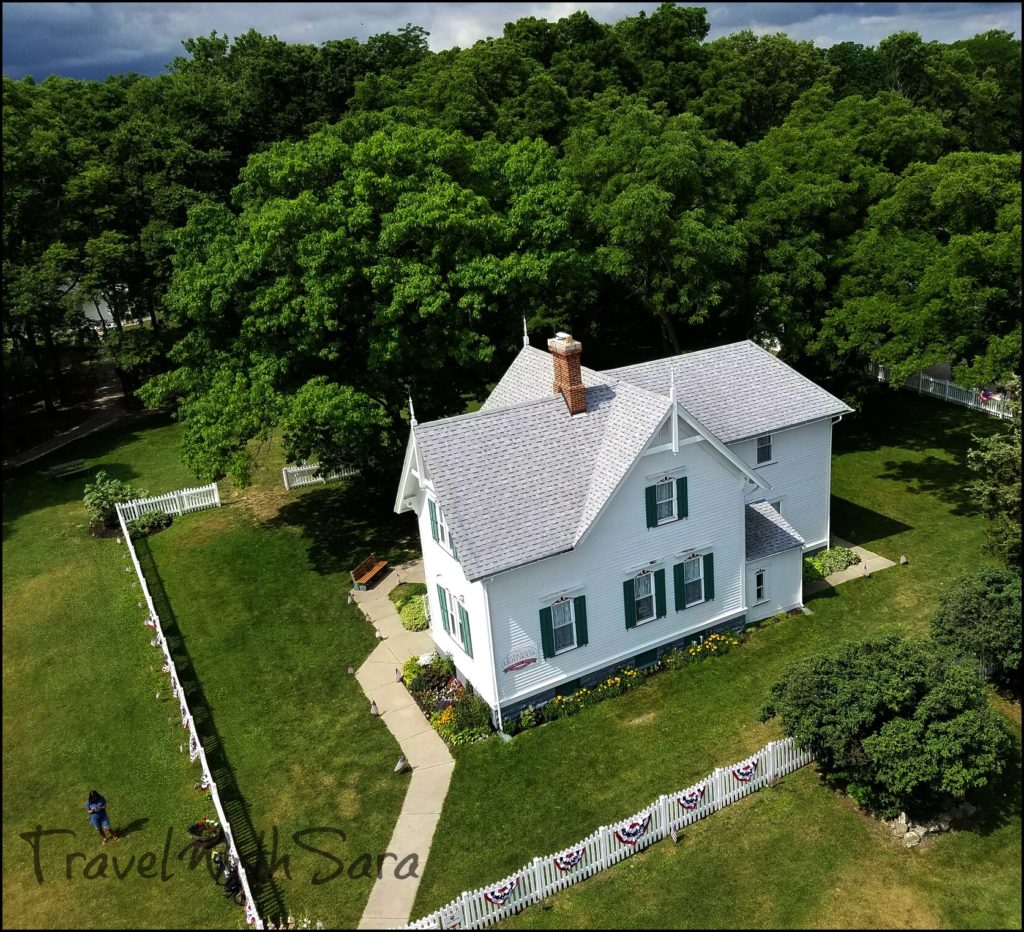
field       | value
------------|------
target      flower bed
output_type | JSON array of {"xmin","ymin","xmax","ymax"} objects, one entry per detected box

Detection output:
[
  {"xmin": 402, "ymin": 652, "xmax": 491, "ymax": 746},
  {"xmin": 803, "ymin": 546, "xmax": 861, "ymax": 581}
]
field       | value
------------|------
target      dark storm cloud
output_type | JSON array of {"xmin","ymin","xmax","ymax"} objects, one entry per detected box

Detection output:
[{"xmin": 3, "ymin": 2, "xmax": 1021, "ymax": 81}]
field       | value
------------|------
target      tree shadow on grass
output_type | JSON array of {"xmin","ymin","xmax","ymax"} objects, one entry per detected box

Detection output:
[
  {"xmin": 135, "ymin": 537, "xmax": 287, "ymax": 925},
  {"xmin": 266, "ymin": 472, "xmax": 418, "ymax": 577},
  {"xmin": 830, "ymin": 496, "xmax": 913, "ymax": 551},
  {"xmin": 876, "ymin": 455, "xmax": 982, "ymax": 518}
]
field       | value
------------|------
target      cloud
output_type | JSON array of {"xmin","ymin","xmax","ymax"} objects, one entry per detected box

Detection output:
[{"xmin": 2, "ymin": 1, "xmax": 1020, "ymax": 81}]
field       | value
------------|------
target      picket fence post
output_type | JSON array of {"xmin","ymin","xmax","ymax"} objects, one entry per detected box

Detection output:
[{"xmin": 531, "ymin": 856, "xmax": 545, "ymax": 903}]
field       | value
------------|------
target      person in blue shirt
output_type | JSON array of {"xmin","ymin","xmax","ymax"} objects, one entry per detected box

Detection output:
[{"xmin": 86, "ymin": 790, "xmax": 118, "ymax": 843}]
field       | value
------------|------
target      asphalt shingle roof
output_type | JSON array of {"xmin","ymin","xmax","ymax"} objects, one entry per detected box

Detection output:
[
  {"xmin": 745, "ymin": 502, "xmax": 805, "ymax": 561},
  {"xmin": 605, "ymin": 341, "xmax": 853, "ymax": 442},
  {"xmin": 408, "ymin": 340, "xmax": 848, "ymax": 580}
]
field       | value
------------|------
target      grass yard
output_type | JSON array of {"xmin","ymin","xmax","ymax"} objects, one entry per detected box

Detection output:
[
  {"xmin": 142, "ymin": 452, "xmax": 419, "ymax": 927},
  {"xmin": 409, "ymin": 391, "xmax": 1021, "ymax": 928},
  {"xmin": 2, "ymin": 414, "xmax": 238, "ymax": 929}
]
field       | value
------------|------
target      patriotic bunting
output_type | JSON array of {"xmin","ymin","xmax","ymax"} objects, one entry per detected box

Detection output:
[
  {"xmin": 677, "ymin": 784, "xmax": 706, "ymax": 810},
  {"xmin": 732, "ymin": 758, "xmax": 759, "ymax": 783},
  {"xmin": 181, "ymin": 703, "xmax": 191, "ymax": 729},
  {"xmin": 189, "ymin": 730, "xmax": 201, "ymax": 762},
  {"xmin": 614, "ymin": 814, "xmax": 651, "ymax": 847},
  {"xmin": 244, "ymin": 897, "xmax": 259, "ymax": 927},
  {"xmin": 483, "ymin": 876, "xmax": 520, "ymax": 906},
  {"xmin": 553, "ymin": 848, "xmax": 586, "ymax": 872}
]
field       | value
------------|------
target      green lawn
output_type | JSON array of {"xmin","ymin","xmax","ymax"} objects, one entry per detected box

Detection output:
[
  {"xmin": 409, "ymin": 391, "xmax": 1021, "ymax": 929},
  {"xmin": 2, "ymin": 414, "xmax": 238, "ymax": 929},
  {"xmin": 142, "ymin": 456, "xmax": 418, "ymax": 927}
]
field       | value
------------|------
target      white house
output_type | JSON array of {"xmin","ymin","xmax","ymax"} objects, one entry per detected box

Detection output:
[{"xmin": 394, "ymin": 332, "xmax": 852, "ymax": 726}]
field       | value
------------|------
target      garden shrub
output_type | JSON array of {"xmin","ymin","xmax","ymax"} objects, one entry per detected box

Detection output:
[
  {"xmin": 930, "ymin": 569, "xmax": 1021, "ymax": 688},
  {"xmin": 399, "ymin": 597, "xmax": 428, "ymax": 631},
  {"xmin": 803, "ymin": 546, "xmax": 860, "ymax": 580},
  {"xmin": 389, "ymin": 582, "xmax": 427, "ymax": 610},
  {"xmin": 759, "ymin": 636, "xmax": 1011, "ymax": 817},
  {"xmin": 432, "ymin": 691, "xmax": 492, "ymax": 745},
  {"xmin": 83, "ymin": 470, "xmax": 147, "ymax": 528},
  {"xmin": 126, "ymin": 509, "xmax": 172, "ymax": 539}
]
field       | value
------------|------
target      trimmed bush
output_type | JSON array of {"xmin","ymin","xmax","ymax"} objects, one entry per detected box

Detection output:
[
  {"xmin": 760, "ymin": 636, "xmax": 1011, "ymax": 817},
  {"xmin": 126, "ymin": 509, "xmax": 172, "ymax": 539},
  {"xmin": 930, "ymin": 569, "xmax": 1021, "ymax": 688},
  {"xmin": 389, "ymin": 582, "xmax": 427, "ymax": 610},
  {"xmin": 803, "ymin": 546, "xmax": 860, "ymax": 580},
  {"xmin": 399, "ymin": 597, "xmax": 428, "ymax": 631}
]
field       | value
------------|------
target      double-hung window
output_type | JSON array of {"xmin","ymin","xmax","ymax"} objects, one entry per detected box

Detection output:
[
  {"xmin": 655, "ymin": 479, "xmax": 675, "ymax": 522},
  {"xmin": 634, "ymin": 572, "xmax": 655, "ymax": 623},
  {"xmin": 551, "ymin": 598, "xmax": 576, "ymax": 653},
  {"xmin": 428, "ymin": 498, "xmax": 459, "ymax": 560},
  {"xmin": 756, "ymin": 434, "xmax": 773, "ymax": 465},
  {"xmin": 755, "ymin": 568, "xmax": 768, "ymax": 603},
  {"xmin": 682, "ymin": 556, "xmax": 704, "ymax": 606}
]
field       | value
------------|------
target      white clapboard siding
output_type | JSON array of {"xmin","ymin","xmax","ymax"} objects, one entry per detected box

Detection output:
[
  {"xmin": 405, "ymin": 737, "xmax": 814, "ymax": 929},
  {"xmin": 282, "ymin": 462, "xmax": 360, "ymax": 490},
  {"xmin": 118, "ymin": 483, "xmax": 221, "ymax": 522}
]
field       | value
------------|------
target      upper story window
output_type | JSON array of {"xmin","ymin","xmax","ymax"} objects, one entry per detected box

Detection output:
[
  {"xmin": 428, "ymin": 498, "xmax": 459, "ymax": 561},
  {"xmin": 645, "ymin": 477, "xmax": 688, "ymax": 528},
  {"xmin": 756, "ymin": 434, "xmax": 773, "ymax": 465}
]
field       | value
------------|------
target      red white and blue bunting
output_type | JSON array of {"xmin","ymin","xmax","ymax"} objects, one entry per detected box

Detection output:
[
  {"xmin": 483, "ymin": 876, "xmax": 520, "ymax": 906},
  {"xmin": 189, "ymin": 729, "xmax": 201, "ymax": 762},
  {"xmin": 553, "ymin": 847, "xmax": 586, "ymax": 872},
  {"xmin": 244, "ymin": 897, "xmax": 259, "ymax": 927},
  {"xmin": 181, "ymin": 703, "xmax": 190, "ymax": 729},
  {"xmin": 732, "ymin": 757, "xmax": 759, "ymax": 783},
  {"xmin": 677, "ymin": 784, "xmax": 706, "ymax": 811},
  {"xmin": 614, "ymin": 814, "xmax": 651, "ymax": 847}
]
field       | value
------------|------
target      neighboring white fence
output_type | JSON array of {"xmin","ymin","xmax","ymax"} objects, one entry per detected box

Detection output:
[
  {"xmin": 119, "ymin": 483, "xmax": 221, "ymax": 522},
  {"xmin": 281, "ymin": 462, "xmax": 360, "ymax": 491},
  {"xmin": 870, "ymin": 363, "xmax": 1014, "ymax": 420},
  {"xmin": 405, "ymin": 737, "xmax": 813, "ymax": 930},
  {"xmin": 114, "ymin": 501, "xmax": 262, "ymax": 929}
]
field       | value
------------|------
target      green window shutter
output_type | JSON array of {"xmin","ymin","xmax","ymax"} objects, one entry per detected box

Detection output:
[
  {"xmin": 458, "ymin": 604, "xmax": 473, "ymax": 658},
  {"xmin": 623, "ymin": 578, "xmax": 637, "ymax": 629},
  {"xmin": 573, "ymin": 595, "xmax": 588, "ymax": 647},
  {"xmin": 645, "ymin": 485, "xmax": 658, "ymax": 528},
  {"xmin": 676, "ymin": 476, "xmax": 688, "ymax": 519},
  {"xmin": 655, "ymin": 568, "xmax": 667, "ymax": 618},
  {"xmin": 451, "ymin": 535, "xmax": 460, "ymax": 562},
  {"xmin": 703, "ymin": 552, "xmax": 715, "ymax": 601},
  {"xmin": 539, "ymin": 607, "xmax": 555, "ymax": 658},
  {"xmin": 428, "ymin": 499, "xmax": 439, "ymax": 542},
  {"xmin": 435, "ymin": 585, "xmax": 449, "ymax": 633},
  {"xmin": 673, "ymin": 562, "xmax": 686, "ymax": 611}
]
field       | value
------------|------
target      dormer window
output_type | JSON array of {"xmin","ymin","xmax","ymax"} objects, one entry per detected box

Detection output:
[{"xmin": 756, "ymin": 434, "xmax": 773, "ymax": 465}]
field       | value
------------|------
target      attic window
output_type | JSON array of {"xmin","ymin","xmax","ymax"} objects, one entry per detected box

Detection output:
[
  {"xmin": 655, "ymin": 479, "xmax": 675, "ymax": 522},
  {"xmin": 756, "ymin": 434, "xmax": 773, "ymax": 465}
]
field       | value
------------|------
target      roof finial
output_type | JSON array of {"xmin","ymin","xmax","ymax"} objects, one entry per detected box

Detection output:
[
  {"xmin": 408, "ymin": 395, "xmax": 417, "ymax": 427},
  {"xmin": 523, "ymin": 316, "xmax": 530, "ymax": 347}
]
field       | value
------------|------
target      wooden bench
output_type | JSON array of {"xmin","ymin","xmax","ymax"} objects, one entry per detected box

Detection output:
[
  {"xmin": 43, "ymin": 458, "xmax": 90, "ymax": 480},
  {"xmin": 350, "ymin": 553, "xmax": 389, "ymax": 590}
]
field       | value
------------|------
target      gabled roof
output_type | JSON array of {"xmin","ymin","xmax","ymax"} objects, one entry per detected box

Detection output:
[
  {"xmin": 414, "ymin": 377, "xmax": 670, "ymax": 581},
  {"xmin": 399, "ymin": 339, "xmax": 849, "ymax": 581},
  {"xmin": 745, "ymin": 502, "xmax": 805, "ymax": 561},
  {"xmin": 605, "ymin": 341, "xmax": 852, "ymax": 442}
]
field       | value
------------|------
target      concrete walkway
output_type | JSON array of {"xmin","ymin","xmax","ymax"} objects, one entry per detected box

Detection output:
[
  {"xmin": 352, "ymin": 560, "xmax": 454, "ymax": 930},
  {"xmin": 803, "ymin": 536, "xmax": 897, "ymax": 596}
]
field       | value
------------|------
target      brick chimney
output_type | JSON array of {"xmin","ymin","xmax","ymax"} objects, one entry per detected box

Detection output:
[{"xmin": 548, "ymin": 332, "xmax": 587, "ymax": 415}]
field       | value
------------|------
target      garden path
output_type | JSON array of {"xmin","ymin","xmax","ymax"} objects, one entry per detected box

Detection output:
[{"xmin": 353, "ymin": 560, "xmax": 454, "ymax": 929}]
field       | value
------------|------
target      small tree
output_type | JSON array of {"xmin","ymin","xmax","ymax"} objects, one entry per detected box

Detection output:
[
  {"xmin": 759, "ymin": 636, "xmax": 1011, "ymax": 817},
  {"xmin": 83, "ymin": 470, "xmax": 147, "ymax": 529},
  {"xmin": 931, "ymin": 569, "xmax": 1022, "ymax": 689}
]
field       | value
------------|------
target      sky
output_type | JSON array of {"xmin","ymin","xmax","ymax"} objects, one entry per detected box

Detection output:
[{"xmin": 3, "ymin": 2, "xmax": 1021, "ymax": 82}]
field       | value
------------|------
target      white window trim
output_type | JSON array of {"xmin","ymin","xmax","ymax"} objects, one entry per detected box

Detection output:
[
  {"xmin": 634, "ymin": 570, "xmax": 657, "ymax": 626},
  {"xmin": 431, "ymin": 498, "xmax": 458, "ymax": 558},
  {"xmin": 754, "ymin": 434, "xmax": 775, "ymax": 468},
  {"xmin": 682, "ymin": 555, "xmax": 705, "ymax": 608},
  {"xmin": 754, "ymin": 567, "xmax": 769, "ymax": 604},
  {"xmin": 438, "ymin": 586, "xmax": 457, "ymax": 635},
  {"xmin": 655, "ymin": 477, "xmax": 676, "ymax": 525},
  {"xmin": 550, "ymin": 597, "xmax": 578, "ymax": 655}
]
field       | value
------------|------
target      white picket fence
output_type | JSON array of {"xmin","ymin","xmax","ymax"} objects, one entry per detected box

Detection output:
[
  {"xmin": 118, "ymin": 483, "xmax": 221, "ymax": 521},
  {"xmin": 114, "ymin": 502, "xmax": 262, "ymax": 929},
  {"xmin": 405, "ymin": 737, "xmax": 813, "ymax": 929},
  {"xmin": 281, "ymin": 462, "xmax": 360, "ymax": 491},
  {"xmin": 904, "ymin": 371, "xmax": 1013, "ymax": 420}
]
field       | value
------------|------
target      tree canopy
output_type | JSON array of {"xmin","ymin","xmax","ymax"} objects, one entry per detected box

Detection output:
[{"xmin": 4, "ymin": 6, "xmax": 1020, "ymax": 480}]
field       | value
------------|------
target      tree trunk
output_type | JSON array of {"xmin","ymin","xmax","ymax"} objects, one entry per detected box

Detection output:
[
  {"xmin": 94, "ymin": 299, "xmax": 109, "ymax": 333},
  {"xmin": 658, "ymin": 309, "xmax": 682, "ymax": 356},
  {"xmin": 148, "ymin": 296, "xmax": 159, "ymax": 331},
  {"xmin": 42, "ymin": 327, "xmax": 67, "ymax": 406},
  {"xmin": 18, "ymin": 329, "xmax": 55, "ymax": 413}
]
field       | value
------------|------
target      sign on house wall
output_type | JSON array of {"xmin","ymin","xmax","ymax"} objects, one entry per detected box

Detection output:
[{"xmin": 502, "ymin": 645, "xmax": 539, "ymax": 673}]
